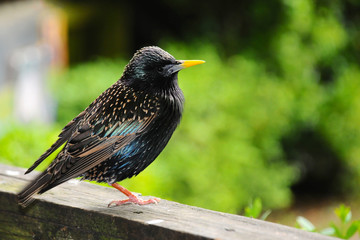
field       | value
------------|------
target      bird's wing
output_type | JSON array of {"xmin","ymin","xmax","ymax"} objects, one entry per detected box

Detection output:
[
  {"xmin": 42, "ymin": 91, "xmax": 159, "ymax": 188},
  {"xmin": 25, "ymin": 110, "xmax": 87, "ymax": 174},
  {"xmin": 52, "ymin": 117, "xmax": 154, "ymax": 183}
]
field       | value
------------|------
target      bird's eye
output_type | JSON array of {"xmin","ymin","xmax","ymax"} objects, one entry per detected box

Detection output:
[{"xmin": 157, "ymin": 67, "xmax": 163, "ymax": 72}]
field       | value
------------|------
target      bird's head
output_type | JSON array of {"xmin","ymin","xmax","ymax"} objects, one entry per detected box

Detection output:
[{"xmin": 121, "ymin": 46, "xmax": 204, "ymax": 92}]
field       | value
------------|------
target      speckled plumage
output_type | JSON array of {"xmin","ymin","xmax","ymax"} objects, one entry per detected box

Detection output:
[{"xmin": 18, "ymin": 46, "xmax": 204, "ymax": 207}]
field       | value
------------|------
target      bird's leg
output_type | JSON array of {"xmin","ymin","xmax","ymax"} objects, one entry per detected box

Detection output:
[{"xmin": 108, "ymin": 183, "xmax": 160, "ymax": 207}]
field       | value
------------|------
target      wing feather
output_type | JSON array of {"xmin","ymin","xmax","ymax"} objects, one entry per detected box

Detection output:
[
  {"xmin": 25, "ymin": 111, "xmax": 87, "ymax": 174},
  {"xmin": 41, "ymin": 113, "xmax": 156, "ymax": 190}
]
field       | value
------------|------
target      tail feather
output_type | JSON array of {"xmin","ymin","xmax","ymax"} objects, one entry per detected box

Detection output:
[{"xmin": 17, "ymin": 172, "xmax": 52, "ymax": 207}]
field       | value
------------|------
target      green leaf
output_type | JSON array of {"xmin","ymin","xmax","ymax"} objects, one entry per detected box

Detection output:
[
  {"xmin": 260, "ymin": 210, "xmax": 272, "ymax": 221},
  {"xmin": 335, "ymin": 204, "xmax": 351, "ymax": 224},
  {"xmin": 331, "ymin": 223, "xmax": 344, "ymax": 238},
  {"xmin": 320, "ymin": 227, "xmax": 335, "ymax": 236},
  {"xmin": 296, "ymin": 216, "xmax": 316, "ymax": 232},
  {"xmin": 244, "ymin": 198, "xmax": 263, "ymax": 218},
  {"xmin": 345, "ymin": 211, "xmax": 352, "ymax": 224},
  {"xmin": 345, "ymin": 223, "xmax": 359, "ymax": 239}
]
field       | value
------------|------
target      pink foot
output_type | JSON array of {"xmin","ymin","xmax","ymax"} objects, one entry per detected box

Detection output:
[
  {"xmin": 108, "ymin": 195, "xmax": 160, "ymax": 207},
  {"xmin": 108, "ymin": 182, "xmax": 160, "ymax": 207}
]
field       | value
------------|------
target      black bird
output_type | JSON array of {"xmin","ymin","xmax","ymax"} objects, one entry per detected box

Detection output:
[{"xmin": 18, "ymin": 46, "xmax": 204, "ymax": 207}]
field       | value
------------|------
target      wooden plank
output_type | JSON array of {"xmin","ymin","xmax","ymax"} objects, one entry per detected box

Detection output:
[{"xmin": 0, "ymin": 163, "xmax": 338, "ymax": 240}]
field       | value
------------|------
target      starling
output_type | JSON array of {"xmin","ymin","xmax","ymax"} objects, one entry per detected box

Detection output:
[{"xmin": 18, "ymin": 46, "xmax": 204, "ymax": 207}]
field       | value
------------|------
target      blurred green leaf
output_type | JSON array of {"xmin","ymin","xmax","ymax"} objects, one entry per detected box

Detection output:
[
  {"xmin": 297, "ymin": 205, "xmax": 360, "ymax": 238},
  {"xmin": 320, "ymin": 227, "xmax": 335, "ymax": 236},
  {"xmin": 244, "ymin": 198, "xmax": 263, "ymax": 218},
  {"xmin": 330, "ymin": 223, "xmax": 343, "ymax": 238},
  {"xmin": 345, "ymin": 221, "xmax": 359, "ymax": 239},
  {"xmin": 296, "ymin": 216, "xmax": 316, "ymax": 232},
  {"xmin": 260, "ymin": 210, "xmax": 272, "ymax": 221},
  {"xmin": 335, "ymin": 204, "xmax": 352, "ymax": 224}
]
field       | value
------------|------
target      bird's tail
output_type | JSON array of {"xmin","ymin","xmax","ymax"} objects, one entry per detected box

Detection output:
[{"xmin": 17, "ymin": 172, "xmax": 52, "ymax": 208}]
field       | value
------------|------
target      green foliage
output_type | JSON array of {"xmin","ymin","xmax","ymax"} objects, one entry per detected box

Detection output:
[
  {"xmin": 0, "ymin": 121, "xmax": 60, "ymax": 171},
  {"xmin": 296, "ymin": 204, "xmax": 360, "ymax": 239},
  {"xmin": 1, "ymin": 0, "xmax": 360, "ymax": 214},
  {"xmin": 244, "ymin": 198, "xmax": 271, "ymax": 220},
  {"xmin": 296, "ymin": 216, "xmax": 316, "ymax": 232},
  {"xmin": 50, "ymin": 58, "xmax": 127, "ymax": 125}
]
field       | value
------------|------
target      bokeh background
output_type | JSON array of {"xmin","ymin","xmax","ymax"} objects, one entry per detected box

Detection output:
[{"xmin": 1, "ymin": 0, "xmax": 360, "ymax": 229}]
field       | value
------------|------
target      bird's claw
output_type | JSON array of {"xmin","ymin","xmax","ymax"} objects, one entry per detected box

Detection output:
[{"xmin": 108, "ymin": 196, "xmax": 160, "ymax": 207}]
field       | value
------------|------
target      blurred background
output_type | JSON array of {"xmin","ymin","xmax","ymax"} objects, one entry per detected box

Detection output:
[{"xmin": 1, "ymin": 0, "xmax": 360, "ymax": 230}]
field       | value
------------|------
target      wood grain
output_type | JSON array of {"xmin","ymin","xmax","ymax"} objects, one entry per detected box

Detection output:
[{"xmin": 0, "ymin": 164, "xmax": 338, "ymax": 240}]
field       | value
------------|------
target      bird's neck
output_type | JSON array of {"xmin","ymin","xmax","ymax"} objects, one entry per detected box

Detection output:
[
  {"xmin": 162, "ymin": 83, "xmax": 184, "ymax": 102},
  {"xmin": 118, "ymin": 76, "xmax": 184, "ymax": 113}
]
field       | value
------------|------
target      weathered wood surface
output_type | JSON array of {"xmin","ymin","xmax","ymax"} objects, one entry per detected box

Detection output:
[{"xmin": 0, "ymin": 163, "xmax": 338, "ymax": 240}]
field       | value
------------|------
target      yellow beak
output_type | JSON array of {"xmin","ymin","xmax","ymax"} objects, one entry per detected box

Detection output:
[{"xmin": 179, "ymin": 60, "xmax": 206, "ymax": 68}]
